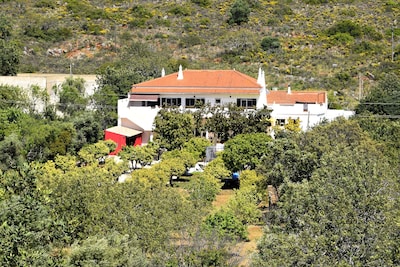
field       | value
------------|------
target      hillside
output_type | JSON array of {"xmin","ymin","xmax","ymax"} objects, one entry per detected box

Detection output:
[{"xmin": 1, "ymin": 0, "xmax": 400, "ymax": 108}]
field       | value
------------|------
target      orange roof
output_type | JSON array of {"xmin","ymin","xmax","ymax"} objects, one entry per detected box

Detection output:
[
  {"xmin": 131, "ymin": 69, "xmax": 261, "ymax": 95},
  {"xmin": 267, "ymin": 90, "xmax": 326, "ymax": 105}
]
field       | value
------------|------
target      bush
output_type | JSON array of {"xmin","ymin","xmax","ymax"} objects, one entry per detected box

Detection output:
[
  {"xmin": 203, "ymin": 209, "xmax": 248, "ymax": 240},
  {"xmin": 191, "ymin": 0, "xmax": 212, "ymax": 8},
  {"xmin": 261, "ymin": 36, "xmax": 281, "ymax": 52},
  {"xmin": 179, "ymin": 35, "xmax": 203, "ymax": 48},
  {"xmin": 228, "ymin": 0, "xmax": 250, "ymax": 25},
  {"xmin": 327, "ymin": 20, "xmax": 362, "ymax": 38}
]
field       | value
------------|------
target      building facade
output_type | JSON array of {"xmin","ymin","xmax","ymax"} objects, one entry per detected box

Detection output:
[{"xmin": 105, "ymin": 66, "xmax": 353, "ymax": 153}]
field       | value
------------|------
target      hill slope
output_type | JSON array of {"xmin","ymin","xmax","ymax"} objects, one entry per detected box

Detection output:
[{"xmin": 1, "ymin": 0, "xmax": 400, "ymax": 107}]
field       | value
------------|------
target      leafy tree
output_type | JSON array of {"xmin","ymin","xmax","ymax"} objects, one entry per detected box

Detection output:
[
  {"xmin": 203, "ymin": 209, "xmax": 248, "ymax": 241},
  {"xmin": 261, "ymin": 36, "xmax": 281, "ymax": 52},
  {"xmin": 0, "ymin": 133, "xmax": 24, "ymax": 171},
  {"xmin": 326, "ymin": 20, "xmax": 362, "ymax": 38},
  {"xmin": 67, "ymin": 232, "xmax": 149, "ymax": 267},
  {"xmin": 0, "ymin": 166, "xmax": 62, "ymax": 266},
  {"xmin": 203, "ymin": 155, "xmax": 231, "ymax": 180},
  {"xmin": 0, "ymin": 14, "xmax": 11, "ymax": 40},
  {"xmin": 0, "ymin": 85, "xmax": 27, "ymax": 109},
  {"xmin": 78, "ymin": 140, "xmax": 116, "ymax": 165},
  {"xmin": 228, "ymin": 0, "xmax": 250, "ymax": 25},
  {"xmin": 226, "ymin": 186, "xmax": 262, "ymax": 225},
  {"xmin": 71, "ymin": 112, "xmax": 103, "ymax": 152},
  {"xmin": 183, "ymin": 137, "xmax": 211, "ymax": 161},
  {"xmin": 356, "ymin": 73, "xmax": 400, "ymax": 116},
  {"xmin": 355, "ymin": 116, "xmax": 400, "ymax": 162},
  {"xmin": 284, "ymin": 117, "xmax": 301, "ymax": 133},
  {"xmin": 186, "ymin": 172, "xmax": 221, "ymax": 210},
  {"xmin": 56, "ymin": 77, "xmax": 88, "ymax": 116},
  {"xmin": 253, "ymin": 144, "xmax": 400, "ymax": 266},
  {"xmin": 0, "ymin": 40, "xmax": 19, "ymax": 75},
  {"xmin": 222, "ymin": 133, "xmax": 272, "ymax": 172},
  {"xmin": 154, "ymin": 109, "xmax": 195, "ymax": 150},
  {"xmin": 206, "ymin": 105, "xmax": 271, "ymax": 143},
  {"xmin": 28, "ymin": 85, "xmax": 50, "ymax": 115},
  {"xmin": 119, "ymin": 143, "xmax": 157, "ymax": 170},
  {"xmin": 162, "ymin": 149, "xmax": 197, "ymax": 170},
  {"xmin": 256, "ymin": 137, "xmax": 318, "ymax": 187}
]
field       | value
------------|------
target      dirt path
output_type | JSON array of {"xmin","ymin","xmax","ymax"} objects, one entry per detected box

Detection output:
[{"xmin": 212, "ymin": 189, "xmax": 263, "ymax": 267}]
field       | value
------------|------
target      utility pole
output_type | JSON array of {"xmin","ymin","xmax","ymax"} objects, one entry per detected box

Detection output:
[{"xmin": 392, "ymin": 20, "xmax": 397, "ymax": 62}]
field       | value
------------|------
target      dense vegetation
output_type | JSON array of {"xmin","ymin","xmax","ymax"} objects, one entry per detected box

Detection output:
[
  {"xmin": 1, "ymin": 69, "xmax": 399, "ymax": 265},
  {"xmin": 0, "ymin": 0, "xmax": 400, "ymax": 108},
  {"xmin": 1, "ymin": 0, "xmax": 400, "ymax": 265}
]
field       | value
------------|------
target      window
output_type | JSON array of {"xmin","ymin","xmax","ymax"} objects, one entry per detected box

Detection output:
[
  {"xmin": 185, "ymin": 98, "xmax": 205, "ymax": 108},
  {"xmin": 161, "ymin": 98, "xmax": 181, "ymax": 107},
  {"xmin": 303, "ymin": 103, "xmax": 309, "ymax": 112},
  {"xmin": 215, "ymin": 98, "xmax": 221, "ymax": 105},
  {"xmin": 237, "ymin": 98, "xmax": 257, "ymax": 109},
  {"xmin": 276, "ymin": 119, "xmax": 285, "ymax": 126}
]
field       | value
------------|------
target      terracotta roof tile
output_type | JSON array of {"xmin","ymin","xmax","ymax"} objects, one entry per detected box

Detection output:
[
  {"xmin": 267, "ymin": 91, "xmax": 326, "ymax": 105},
  {"xmin": 131, "ymin": 69, "xmax": 261, "ymax": 95}
]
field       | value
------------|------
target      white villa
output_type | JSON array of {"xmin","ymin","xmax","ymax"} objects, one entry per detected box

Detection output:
[{"xmin": 105, "ymin": 66, "xmax": 353, "ymax": 153}]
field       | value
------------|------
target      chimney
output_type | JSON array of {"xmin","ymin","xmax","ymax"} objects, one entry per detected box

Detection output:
[
  {"xmin": 257, "ymin": 67, "xmax": 262, "ymax": 85},
  {"xmin": 287, "ymin": 84, "xmax": 291, "ymax": 94},
  {"xmin": 177, "ymin": 65, "xmax": 183, "ymax": 80},
  {"xmin": 161, "ymin": 68, "xmax": 165, "ymax": 77}
]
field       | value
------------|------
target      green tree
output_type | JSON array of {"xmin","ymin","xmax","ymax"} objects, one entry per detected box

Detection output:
[
  {"xmin": 203, "ymin": 209, "xmax": 248, "ymax": 241},
  {"xmin": 183, "ymin": 137, "xmax": 211, "ymax": 161},
  {"xmin": 0, "ymin": 166, "xmax": 62, "ymax": 266},
  {"xmin": 256, "ymin": 137, "xmax": 318, "ymax": 188},
  {"xmin": 356, "ymin": 73, "xmax": 400, "ymax": 116},
  {"xmin": 0, "ymin": 40, "xmax": 20, "ymax": 75},
  {"xmin": 56, "ymin": 77, "xmax": 88, "ymax": 116},
  {"xmin": 203, "ymin": 155, "xmax": 231, "ymax": 180},
  {"xmin": 119, "ymin": 143, "xmax": 157, "ymax": 170},
  {"xmin": 78, "ymin": 140, "xmax": 116, "ymax": 165},
  {"xmin": 71, "ymin": 112, "xmax": 103, "ymax": 153},
  {"xmin": 228, "ymin": 0, "xmax": 250, "ymax": 25},
  {"xmin": 67, "ymin": 232, "xmax": 149, "ymax": 267},
  {"xmin": 0, "ymin": 133, "xmax": 24, "ymax": 171},
  {"xmin": 253, "ymin": 144, "xmax": 400, "ymax": 266},
  {"xmin": 226, "ymin": 186, "xmax": 262, "ymax": 225},
  {"xmin": 154, "ymin": 109, "xmax": 195, "ymax": 150},
  {"xmin": 186, "ymin": 172, "xmax": 221, "ymax": 210},
  {"xmin": 261, "ymin": 36, "xmax": 281, "ymax": 52},
  {"xmin": 0, "ymin": 14, "xmax": 11, "ymax": 40},
  {"xmin": 222, "ymin": 133, "xmax": 272, "ymax": 172},
  {"xmin": 0, "ymin": 85, "xmax": 27, "ymax": 109}
]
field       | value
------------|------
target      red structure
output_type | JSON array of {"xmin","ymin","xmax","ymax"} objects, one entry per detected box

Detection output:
[{"xmin": 104, "ymin": 126, "xmax": 142, "ymax": 155}]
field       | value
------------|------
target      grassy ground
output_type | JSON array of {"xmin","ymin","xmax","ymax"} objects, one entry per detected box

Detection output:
[{"xmin": 213, "ymin": 189, "xmax": 263, "ymax": 267}]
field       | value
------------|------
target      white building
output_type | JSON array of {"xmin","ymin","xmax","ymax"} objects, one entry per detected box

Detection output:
[{"xmin": 106, "ymin": 66, "xmax": 353, "ymax": 152}]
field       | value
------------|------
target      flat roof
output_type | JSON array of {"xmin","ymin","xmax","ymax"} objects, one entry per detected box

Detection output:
[{"xmin": 105, "ymin": 126, "xmax": 142, "ymax": 137}]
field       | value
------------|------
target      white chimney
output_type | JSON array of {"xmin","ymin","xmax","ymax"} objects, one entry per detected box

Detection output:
[
  {"xmin": 177, "ymin": 65, "xmax": 183, "ymax": 80},
  {"xmin": 161, "ymin": 68, "xmax": 165, "ymax": 77},
  {"xmin": 257, "ymin": 67, "xmax": 262, "ymax": 85},
  {"xmin": 287, "ymin": 84, "xmax": 291, "ymax": 94},
  {"xmin": 257, "ymin": 70, "xmax": 268, "ymax": 109}
]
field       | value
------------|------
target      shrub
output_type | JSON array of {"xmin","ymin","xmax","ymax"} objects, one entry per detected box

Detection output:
[
  {"xmin": 191, "ymin": 0, "xmax": 212, "ymax": 8},
  {"xmin": 169, "ymin": 5, "xmax": 192, "ymax": 16},
  {"xmin": 228, "ymin": 0, "xmax": 250, "ymax": 25},
  {"xmin": 203, "ymin": 209, "xmax": 248, "ymax": 240},
  {"xmin": 261, "ymin": 36, "xmax": 281, "ymax": 52},
  {"xmin": 327, "ymin": 20, "xmax": 362, "ymax": 38},
  {"xmin": 179, "ymin": 35, "xmax": 202, "ymax": 48}
]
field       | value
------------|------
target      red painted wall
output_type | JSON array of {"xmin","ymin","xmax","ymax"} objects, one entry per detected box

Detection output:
[
  {"xmin": 104, "ymin": 131, "xmax": 126, "ymax": 155},
  {"xmin": 134, "ymin": 135, "xmax": 142, "ymax": 146},
  {"xmin": 104, "ymin": 131, "xmax": 143, "ymax": 155}
]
